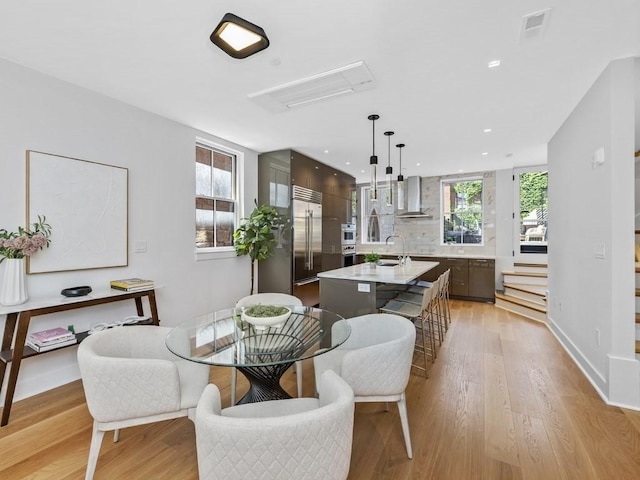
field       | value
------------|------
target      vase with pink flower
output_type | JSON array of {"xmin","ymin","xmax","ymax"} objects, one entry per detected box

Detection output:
[{"xmin": 0, "ymin": 215, "xmax": 52, "ymax": 306}]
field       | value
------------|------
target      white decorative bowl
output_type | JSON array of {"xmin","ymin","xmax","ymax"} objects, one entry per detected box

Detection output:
[{"xmin": 241, "ymin": 306, "xmax": 291, "ymax": 330}]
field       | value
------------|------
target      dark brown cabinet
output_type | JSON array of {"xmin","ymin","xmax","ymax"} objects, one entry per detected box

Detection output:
[
  {"xmin": 258, "ymin": 149, "xmax": 355, "ymax": 303},
  {"xmin": 468, "ymin": 258, "xmax": 495, "ymax": 300},
  {"xmin": 409, "ymin": 256, "xmax": 494, "ymax": 302},
  {"xmin": 291, "ymin": 151, "xmax": 323, "ymax": 191},
  {"xmin": 441, "ymin": 258, "xmax": 469, "ymax": 297}
]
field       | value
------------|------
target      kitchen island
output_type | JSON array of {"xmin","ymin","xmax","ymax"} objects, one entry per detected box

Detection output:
[{"xmin": 318, "ymin": 261, "xmax": 439, "ymax": 318}]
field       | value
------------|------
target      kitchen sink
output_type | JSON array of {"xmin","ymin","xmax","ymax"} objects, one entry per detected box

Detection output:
[{"xmin": 378, "ymin": 260, "xmax": 399, "ymax": 266}]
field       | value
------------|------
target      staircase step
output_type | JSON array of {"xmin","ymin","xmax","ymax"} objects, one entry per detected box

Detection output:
[
  {"xmin": 502, "ymin": 270, "xmax": 547, "ymax": 278},
  {"xmin": 502, "ymin": 271, "xmax": 548, "ymax": 286},
  {"xmin": 636, "ymin": 289, "xmax": 640, "ymax": 297},
  {"xmin": 513, "ymin": 263, "xmax": 548, "ymax": 273},
  {"xmin": 495, "ymin": 291, "xmax": 547, "ymax": 323},
  {"xmin": 636, "ymin": 340, "xmax": 640, "ymax": 355},
  {"xmin": 503, "ymin": 283, "xmax": 546, "ymax": 305},
  {"xmin": 636, "ymin": 313, "xmax": 640, "ymax": 323}
]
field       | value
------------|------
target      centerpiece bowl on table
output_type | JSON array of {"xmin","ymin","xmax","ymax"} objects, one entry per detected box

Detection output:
[{"xmin": 241, "ymin": 304, "xmax": 292, "ymax": 330}]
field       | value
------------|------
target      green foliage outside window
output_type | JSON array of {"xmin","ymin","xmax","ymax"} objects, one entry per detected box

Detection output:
[
  {"xmin": 442, "ymin": 179, "xmax": 483, "ymax": 244},
  {"xmin": 519, "ymin": 172, "xmax": 548, "ymax": 219}
]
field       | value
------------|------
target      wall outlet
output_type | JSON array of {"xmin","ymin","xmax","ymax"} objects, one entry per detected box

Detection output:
[
  {"xmin": 357, "ymin": 283, "xmax": 370, "ymax": 293},
  {"xmin": 595, "ymin": 328, "xmax": 601, "ymax": 346}
]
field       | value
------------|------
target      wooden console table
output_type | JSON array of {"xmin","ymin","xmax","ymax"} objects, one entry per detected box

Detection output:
[{"xmin": 0, "ymin": 288, "xmax": 160, "ymax": 426}]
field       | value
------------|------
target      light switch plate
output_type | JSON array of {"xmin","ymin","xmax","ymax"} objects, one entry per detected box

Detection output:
[
  {"xmin": 134, "ymin": 240, "xmax": 148, "ymax": 253},
  {"xmin": 594, "ymin": 243, "xmax": 605, "ymax": 259}
]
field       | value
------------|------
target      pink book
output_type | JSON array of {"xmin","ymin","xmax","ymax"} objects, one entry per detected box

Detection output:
[{"xmin": 29, "ymin": 327, "xmax": 75, "ymax": 344}]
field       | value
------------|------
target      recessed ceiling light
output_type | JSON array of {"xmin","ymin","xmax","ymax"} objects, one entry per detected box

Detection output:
[
  {"xmin": 483, "ymin": 128, "xmax": 492, "ymax": 133},
  {"xmin": 488, "ymin": 60, "xmax": 501, "ymax": 68},
  {"xmin": 360, "ymin": 169, "xmax": 365, "ymax": 173},
  {"xmin": 346, "ymin": 161, "xmax": 351, "ymax": 165},
  {"xmin": 481, "ymin": 152, "xmax": 489, "ymax": 156},
  {"xmin": 458, "ymin": 169, "xmax": 464, "ymax": 173},
  {"xmin": 416, "ymin": 162, "xmax": 421, "ymax": 166},
  {"xmin": 324, "ymin": 150, "xmax": 329, "ymax": 154}
]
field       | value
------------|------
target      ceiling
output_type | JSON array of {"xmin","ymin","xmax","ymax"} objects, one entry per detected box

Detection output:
[{"xmin": 0, "ymin": 1, "xmax": 638, "ymax": 183}]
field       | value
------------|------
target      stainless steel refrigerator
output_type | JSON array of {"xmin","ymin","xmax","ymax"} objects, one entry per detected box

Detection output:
[{"xmin": 292, "ymin": 185, "xmax": 322, "ymax": 284}]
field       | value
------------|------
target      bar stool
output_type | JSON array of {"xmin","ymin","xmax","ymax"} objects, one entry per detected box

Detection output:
[
  {"xmin": 439, "ymin": 269, "xmax": 452, "ymax": 331},
  {"xmin": 379, "ymin": 282, "xmax": 438, "ymax": 374},
  {"xmin": 405, "ymin": 270, "xmax": 451, "ymax": 339}
]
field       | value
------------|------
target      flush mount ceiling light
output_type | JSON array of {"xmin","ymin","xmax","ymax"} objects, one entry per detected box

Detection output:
[{"xmin": 210, "ymin": 13, "xmax": 269, "ymax": 59}]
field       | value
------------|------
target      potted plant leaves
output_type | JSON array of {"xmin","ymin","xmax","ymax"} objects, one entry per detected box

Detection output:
[{"xmin": 233, "ymin": 202, "xmax": 280, "ymax": 295}]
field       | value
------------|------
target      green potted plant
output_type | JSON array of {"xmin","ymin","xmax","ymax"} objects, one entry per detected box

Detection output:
[
  {"xmin": 233, "ymin": 202, "xmax": 280, "ymax": 295},
  {"xmin": 364, "ymin": 252, "xmax": 380, "ymax": 268}
]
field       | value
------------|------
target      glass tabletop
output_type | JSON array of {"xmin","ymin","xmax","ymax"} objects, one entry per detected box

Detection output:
[{"xmin": 165, "ymin": 305, "xmax": 349, "ymax": 367}]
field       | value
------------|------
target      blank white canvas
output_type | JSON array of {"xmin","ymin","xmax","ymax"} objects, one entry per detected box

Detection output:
[{"xmin": 26, "ymin": 151, "xmax": 128, "ymax": 273}]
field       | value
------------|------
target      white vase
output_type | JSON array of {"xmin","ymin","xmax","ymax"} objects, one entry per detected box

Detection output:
[{"xmin": 0, "ymin": 258, "xmax": 28, "ymax": 306}]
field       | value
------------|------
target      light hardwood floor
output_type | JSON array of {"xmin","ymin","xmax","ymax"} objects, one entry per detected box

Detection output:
[{"xmin": 2, "ymin": 300, "xmax": 640, "ymax": 479}]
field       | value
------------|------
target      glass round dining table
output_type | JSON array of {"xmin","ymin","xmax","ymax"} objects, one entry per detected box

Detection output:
[{"xmin": 165, "ymin": 305, "xmax": 350, "ymax": 404}]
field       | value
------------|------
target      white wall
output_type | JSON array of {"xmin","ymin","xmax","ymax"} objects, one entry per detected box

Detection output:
[
  {"xmin": 0, "ymin": 59, "xmax": 257, "ymax": 402},
  {"xmin": 494, "ymin": 169, "xmax": 514, "ymax": 289},
  {"xmin": 548, "ymin": 57, "xmax": 639, "ymax": 408}
]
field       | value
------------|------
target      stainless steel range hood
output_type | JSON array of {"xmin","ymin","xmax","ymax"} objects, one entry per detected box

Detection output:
[{"xmin": 397, "ymin": 176, "xmax": 432, "ymax": 218}]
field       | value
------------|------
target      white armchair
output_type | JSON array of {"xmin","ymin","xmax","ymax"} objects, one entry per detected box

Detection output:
[
  {"xmin": 313, "ymin": 313, "xmax": 416, "ymax": 458},
  {"xmin": 525, "ymin": 225, "xmax": 546, "ymax": 242},
  {"xmin": 77, "ymin": 325, "xmax": 210, "ymax": 480},
  {"xmin": 233, "ymin": 293, "xmax": 304, "ymax": 403},
  {"xmin": 195, "ymin": 369, "xmax": 355, "ymax": 480}
]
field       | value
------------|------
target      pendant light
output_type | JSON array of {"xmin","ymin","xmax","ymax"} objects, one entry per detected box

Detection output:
[
  {"xmin": 368, "ymin": 114, "xmax": 379, "ymax": 200},
  {"xmin": 384, "ymin": 131, "xmax": 394, "ymax": 206},
  {"xmin": 396, "ymin": 143, "xmax": 405, "ymax": 210}
]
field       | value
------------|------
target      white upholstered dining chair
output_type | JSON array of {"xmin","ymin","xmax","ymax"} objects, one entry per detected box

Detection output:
[
  {"xmin": 313, "ymin": 313, "xmax": 416, "ymax": 458},
  {"xmin": 195, "ymin": 369, "xmax": 355, "ymax": 480},
  {"xmin": 233, "ymin": 293, "xmax": 304, "ymax": 403},
  {"xmin": 77, "ymin": 325, "xmax": 210, "ymax": 480}
]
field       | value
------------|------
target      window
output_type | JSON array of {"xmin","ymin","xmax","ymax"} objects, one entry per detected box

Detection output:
[
  {"xmin": 516, "ymin": 167, "xmax": 548, "ymax": 256},
  {"xmin": 195, "ymin": 142, "xmax": 237, "ymax": 250},
  {"xmin": 360, "ymin": 185, "xmax": 394, "ymax": 244},
  {"xmin": 441, "ymin": 178, "xmax": 483, "ymax": 245}
]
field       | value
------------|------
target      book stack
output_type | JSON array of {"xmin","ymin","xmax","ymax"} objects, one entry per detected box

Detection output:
[
  {"xmin": 27, "ymin": 327, "xmax": 77, "ymax": 353},
  {"xmin": 110, "ymin": 278, "xmax": 155, "ymax": 292}
]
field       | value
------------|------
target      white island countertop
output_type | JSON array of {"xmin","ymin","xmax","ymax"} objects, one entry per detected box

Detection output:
[{"xmin": 318, "ymin": 261, "xmax": 439, "ymax": 285}]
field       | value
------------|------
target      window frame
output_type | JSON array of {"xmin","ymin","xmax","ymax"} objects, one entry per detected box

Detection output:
[
  {"xmin": 513, "ymin": 165, "xmax": 548, "ymax": 262},
  {"xmin": 360, "ymin": 185, "xmax": 395, "ymax": 245},
  {"xmin": 440, "ymin": 176, "xmax": 484, "ymax": 246},
  {"xmin": 195, "ymin": 138, "xmax": 244, "ymax": 261}
]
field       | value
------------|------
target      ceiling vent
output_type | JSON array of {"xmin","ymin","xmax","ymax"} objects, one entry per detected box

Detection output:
[
  {"xmin": 520, "ymin": 9, "xmax": 551, "ymax": 41},
  {"xmin": 248, "ymin": 61, "xmax": 376, "ymax": 112}
]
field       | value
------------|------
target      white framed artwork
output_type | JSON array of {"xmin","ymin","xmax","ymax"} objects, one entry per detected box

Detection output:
[{"xmin": 26, "ymin": 151, "xmax": 128, "ymax": 273}]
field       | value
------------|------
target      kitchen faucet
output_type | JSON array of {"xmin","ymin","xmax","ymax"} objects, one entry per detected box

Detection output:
[{"xmin": 385, "ymin": 235, "xmax": 407, "ymax": 265}]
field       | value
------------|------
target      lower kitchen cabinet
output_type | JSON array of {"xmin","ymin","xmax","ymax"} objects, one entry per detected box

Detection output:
[
  {"xmin": 468, "ymin": 258, "xmax": 495, "ymax": 301},
  {"xmin": 442, "ymin": 258, "xmax": 469, "ymax": 298},
  {"xmin": 410, "ymin": 256, "xmax": 494, "ymax": 302}
]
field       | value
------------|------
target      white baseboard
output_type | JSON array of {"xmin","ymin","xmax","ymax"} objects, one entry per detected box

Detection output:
[
  {"xmin": 547, "ymin": 314, "xmax": 640, "ymax": 411},
  {"xmin": 0, "ymin": 349, "xmax": 81, "ymax": 404}
]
